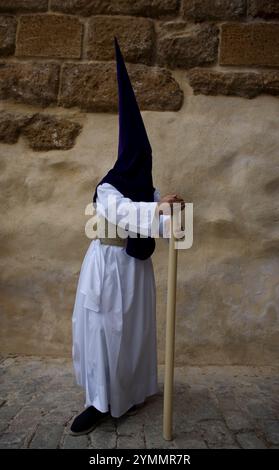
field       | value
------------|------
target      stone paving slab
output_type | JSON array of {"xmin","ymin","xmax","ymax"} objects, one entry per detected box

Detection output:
[{"xmin": 0, "ymin": 356, "xmax": 278, "ymax": 449}]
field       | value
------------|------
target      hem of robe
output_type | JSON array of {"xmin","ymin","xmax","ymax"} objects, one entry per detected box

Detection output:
[{"xmin": 74, "ymin": 374, "xmax": 160, "ymax": 418}]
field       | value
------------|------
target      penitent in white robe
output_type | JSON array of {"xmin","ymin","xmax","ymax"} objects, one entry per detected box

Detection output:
[{"xmin": 72, "ymin": 182, "xmax": 167, "ymax": 418}]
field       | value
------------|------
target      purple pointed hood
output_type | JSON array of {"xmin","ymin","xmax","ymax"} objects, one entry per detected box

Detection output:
[
  {"xmin": 115, "ymin": 36, "xmax": 152, "ymax": 163},
  {"xmin": 93, "ymin": 36, "xmax": 155, "ymax": 204},
  {"xmin": 93, "ymin": 37, "xmax": 156, "ymax": 260}
]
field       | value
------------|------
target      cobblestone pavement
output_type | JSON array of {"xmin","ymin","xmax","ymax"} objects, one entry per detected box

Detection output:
[{"xmin": 0, "ymin": 356, "xmax": 278, "ymax": 449}]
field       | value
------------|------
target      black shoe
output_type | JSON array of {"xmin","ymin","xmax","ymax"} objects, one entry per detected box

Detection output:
[
  {"xmin": 125, "ymin": 405, "xmax": 140, "ymax": 416},
  {"xmin": 70, "ymin": 406, "xmax": 109, "ymax": 435}
]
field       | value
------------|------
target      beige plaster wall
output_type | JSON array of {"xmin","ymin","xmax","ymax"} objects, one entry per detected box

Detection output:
[{"xmin": 1, "ymin": 73, "xmax": 278, "ymax": 364}]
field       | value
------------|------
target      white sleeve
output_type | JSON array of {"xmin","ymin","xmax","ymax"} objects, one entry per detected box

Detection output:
[
  {"xmin": 153, "ymin": 187, "xmax": 171, "ymax": 239},
  {"xmin": 96, "ymin": 182, "xmax": 159, "ymax": 237}
]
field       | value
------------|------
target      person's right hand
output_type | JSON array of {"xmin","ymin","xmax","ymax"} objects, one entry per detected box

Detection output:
[{"xmin": 157, "ymin": 194, "xmax": 185, "ymax": 215}]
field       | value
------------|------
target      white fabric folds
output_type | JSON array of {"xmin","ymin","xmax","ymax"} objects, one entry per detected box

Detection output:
[{"xmin": 72, "ymin": 182, "xmax": 166, "ymax": 417}]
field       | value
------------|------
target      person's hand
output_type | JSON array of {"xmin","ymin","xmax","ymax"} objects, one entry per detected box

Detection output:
[{"xmin": 157, "ymin": 194, "xmax": 185, "ymax": 215}]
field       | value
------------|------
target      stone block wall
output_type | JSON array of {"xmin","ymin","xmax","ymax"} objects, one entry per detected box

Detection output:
[
  {"xmin": 0, "ymin": 1, "xmax": 278, "ymax": 364},
  {"xmin": 0, "ymin": 2, "xmax": 278, "ymax": 116}
]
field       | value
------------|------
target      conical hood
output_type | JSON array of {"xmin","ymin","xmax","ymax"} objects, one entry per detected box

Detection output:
[
  {"xmin": 93, "ymin": 36, "xmax": 154, "ymax": 202},
  {"xmin": 114, "ymin": 36, "xmax": 152, "ymax": 161},
  {"xmin": 92, "ymin": 37, "xmax": 156, "ymax": 260}
]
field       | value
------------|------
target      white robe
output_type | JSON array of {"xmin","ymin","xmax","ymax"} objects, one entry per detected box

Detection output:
[{"xmin": 72, "ymin": 182, "xmax": 167, "ymax": 418}]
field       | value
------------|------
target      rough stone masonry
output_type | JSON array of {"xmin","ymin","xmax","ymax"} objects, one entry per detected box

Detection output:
[{"xmin": 0, "ymin": 1, "xmax": 278, "ymax": 365}]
